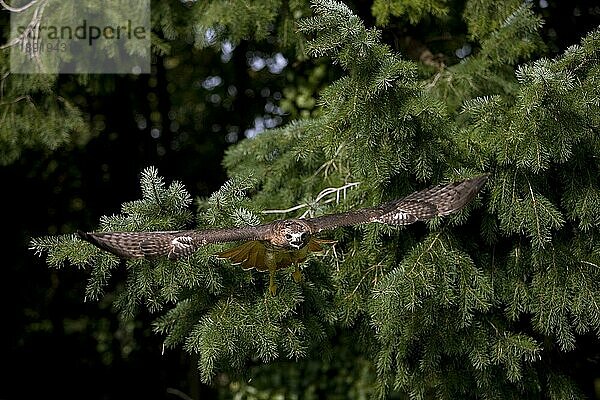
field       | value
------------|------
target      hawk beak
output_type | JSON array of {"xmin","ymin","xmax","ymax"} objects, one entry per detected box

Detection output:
[{"xmin": 288, "ymin": 232, "xmax": 307, "ymax": 249}]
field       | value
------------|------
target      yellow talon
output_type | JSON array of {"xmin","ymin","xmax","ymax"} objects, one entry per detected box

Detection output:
[
  {"xmin": 269, "ymin": 282, "xmax": 278, "ymax": 296},
  {"xmin": 266, "ymin": 252, "xmax": 278, "ymax": 296},
  {"xmin": 292, "ymin": 268, "xmax": 303, "ymax": 283},
  {"xmin": 269, "ymin": 274, "xmax": 278, "ymax": 296}
]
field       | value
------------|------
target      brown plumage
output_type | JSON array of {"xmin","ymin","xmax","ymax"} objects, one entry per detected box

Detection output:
[{"xmin": 78, "ymin": 174, "xmax": 488, "ymax": 294}]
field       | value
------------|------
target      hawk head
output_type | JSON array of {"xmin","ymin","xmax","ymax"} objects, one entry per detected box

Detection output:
[{"xmin": 270, "ymin": 219, "xmax": 311, "ymax": 250}]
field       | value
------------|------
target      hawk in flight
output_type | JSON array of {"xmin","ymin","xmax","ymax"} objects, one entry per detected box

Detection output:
[{"xmin": 79, "ymin": 174, "xmax": 488, "ymax": 294}]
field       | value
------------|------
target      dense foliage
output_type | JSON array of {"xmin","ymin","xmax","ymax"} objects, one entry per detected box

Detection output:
[{"xmin": 4, "ymin": 0, "xmax": 600, "ymax": 398}]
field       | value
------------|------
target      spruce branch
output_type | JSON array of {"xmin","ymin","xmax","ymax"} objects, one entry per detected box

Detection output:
[{"xmin": 24, "ymin": 3, "xmax": 600, "ymax": 397}]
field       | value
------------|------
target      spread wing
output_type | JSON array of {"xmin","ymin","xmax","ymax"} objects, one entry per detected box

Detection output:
[
  {"xmin": 79, "ymin": 175, "xmax": 487, "ymax": 261},
  {"xmin": 305, "ymin": 174, "xmax": 488, "ymax": 232},
  {"xmin": 78, "ymin": 224, "xmax": 273, "ymax": 260}
]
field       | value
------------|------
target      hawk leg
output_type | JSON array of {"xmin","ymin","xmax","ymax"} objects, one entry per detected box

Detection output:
[
  {"xmin": 292, "ymin": 266, "xmax": 303, "ymax": 283},
  {"xmin": 269, "ymin": 270, "xmax": 278, "ymax": 296},
  {"xmin": 265, "ymin": 251, "xmax": 278, "ymax": 296}
]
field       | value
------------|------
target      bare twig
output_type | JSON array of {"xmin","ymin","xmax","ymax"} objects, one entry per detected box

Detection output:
[
  {"xmin": 261, "ymin": 181, "xmax": 361, "ymax": 217},
  {"xmin": 166, "ymin": 388, "xmax": 194, "ymax": 400},
  {"xmin": 345, "ymin": 262, "xmax": 384, "ymax": 300},
  {"xmin": 312, "ymin": 143, "xmax": 345, "ymax": 179},
  {"xmin": 1, "ymin": 0, "xmax": 47, "ymax": 74},
  {"xmin": 261, "ymin": 203, "xmax": 309, "ymax": 215},
  {"xmin": 300, "ymin": 181, "xmax": 361, "ymax": 218},
  {"xmin": 581, "ymin": 260, "xmax": 599, "ymax": 269},
  {"xmin": 0, "ymin": 0, "xmax": 38, "ymax": 12},
  {"xmin": 0, "ymin": 94, "xmax": 32, "ymax": 106}
]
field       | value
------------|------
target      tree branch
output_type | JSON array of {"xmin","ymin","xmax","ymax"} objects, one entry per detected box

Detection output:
[
  {"xmin": 0, "ymin": 0, "xmax": 38, "ymax": 12},
  {"xmin": 261, "ymin": 182, "xmax": 361, "ymax": 217}
]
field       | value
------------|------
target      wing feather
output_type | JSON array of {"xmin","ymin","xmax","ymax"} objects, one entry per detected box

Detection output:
[
  {"xmin": 77, "ymin": 230, "xmax": 177, "ymax": 259},
  {"xmin": 397, "ymin": 174, "xmax": 488, "ymax": 216},
  {"xmin": 217, "ymin": 241, "xmax": 267, "ymax": 271},
  {"xmin": 377, "ymin": 174, "xmax": 488, "ymax": 224},
  {"xmin": 79, "ymin": 175, "xmax": 487, "ymax": 259},
  {"xmin": 78, "ymin": 224, "xmax": 273, "ymax": 260},
  {"xmin": 304, "ymin": 208, "xmax": 382, "ymax": 233},
  {"xmin": 305, "ymin": 174, "xmax": 488, "ymax": 231}
]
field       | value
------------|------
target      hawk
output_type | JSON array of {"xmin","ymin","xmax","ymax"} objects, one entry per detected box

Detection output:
[{"xmin": 79, "ymin": 174, "xmax": 488, "ymax": 294}]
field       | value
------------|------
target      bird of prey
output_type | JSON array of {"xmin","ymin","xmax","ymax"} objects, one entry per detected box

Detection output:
[{"xmin": 78, "ymin": 174, "xmax": 488, "ymax": 294}]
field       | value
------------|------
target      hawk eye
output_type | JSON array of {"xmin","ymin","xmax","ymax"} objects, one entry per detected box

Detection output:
[
  {"xmin": 285, "ymin": 233, "xmax": 293, "ymax": 241},
  {"xmin": 300, "ymin": 232, "xmax": 307, "ymax": 240}
]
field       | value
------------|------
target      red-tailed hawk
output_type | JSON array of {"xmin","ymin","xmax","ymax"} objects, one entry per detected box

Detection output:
[{"xmin": 79, "ymin": 174, "xmax": 488, "ymax": 294}]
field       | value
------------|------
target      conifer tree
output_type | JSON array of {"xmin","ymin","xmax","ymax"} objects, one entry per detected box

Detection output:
[{"xmin": 27, "ymin": 0, "xmax": 600, "ymax": 398}]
